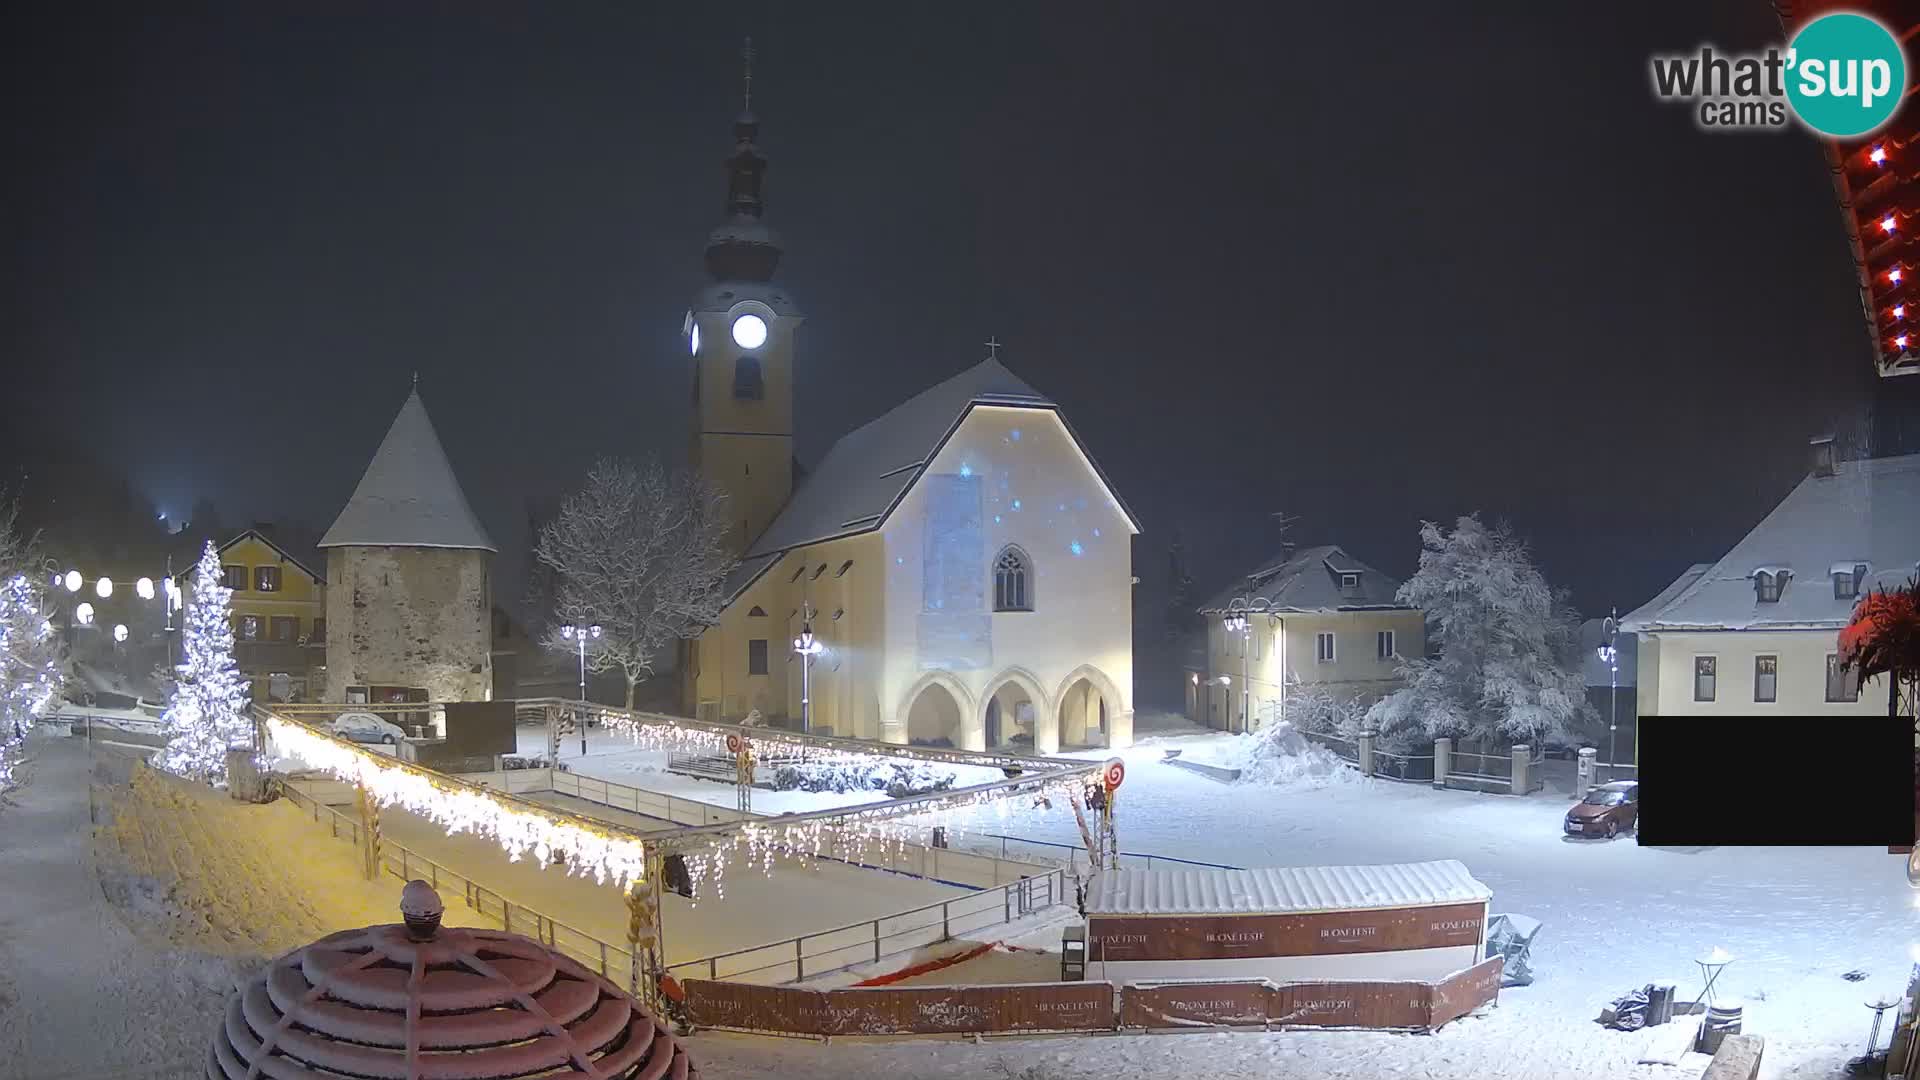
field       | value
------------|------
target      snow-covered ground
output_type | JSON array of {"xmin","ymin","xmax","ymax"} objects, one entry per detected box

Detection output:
[
  {"xmin": 516, "ymin": 724, "xmax": 1011, "ymax": 816},
  {"xmin": 7, "ymin": 713, "xmax": 1910, "ymax": 1079},
  {"xmin": 536, "ymin": 713, "xmax": 1916, "ymax": 1077}
]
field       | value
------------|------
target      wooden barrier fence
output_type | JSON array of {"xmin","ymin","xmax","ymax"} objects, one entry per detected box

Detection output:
[{"xmin": 686, "ymin": 956, "xmax": 1503, "ymax": 1038}]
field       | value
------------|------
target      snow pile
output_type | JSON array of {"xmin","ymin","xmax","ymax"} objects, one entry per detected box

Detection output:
[{"xmin": 1231, "ymin": 720, "xmax": 1364, "ymax": 789}]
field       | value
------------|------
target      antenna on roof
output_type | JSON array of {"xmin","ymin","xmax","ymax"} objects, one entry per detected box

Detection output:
[
  {"xmin": 984, "ymin": 337, "xmax": 1002, "ymax": 361},
  {"xmin": 742, "ymin": 36, "xmax": 754, "ymax": 112}
]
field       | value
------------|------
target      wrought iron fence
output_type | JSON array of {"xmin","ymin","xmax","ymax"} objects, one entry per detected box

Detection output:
[
  {"xmin": 1300, "ymin": 730, "xmax": 1359, "ymax": 762},
  {"xmin": 1371, "ymin": 746, "xmax": 1435, "ymax": 783}
]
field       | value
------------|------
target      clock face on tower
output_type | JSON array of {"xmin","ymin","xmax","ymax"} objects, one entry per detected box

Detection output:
[
  {"xmin": 731, "ymin": 313, "xmax": 768, "ymax": 350},
  {"xmin": 689, "ymin": 322, "xmax": 701, "ymax": 356}
]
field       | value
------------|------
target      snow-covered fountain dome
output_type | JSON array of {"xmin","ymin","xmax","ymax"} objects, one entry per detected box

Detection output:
[{"xmin": 208, "ymin": 882, "xmax": 698, "ymax": 1079}]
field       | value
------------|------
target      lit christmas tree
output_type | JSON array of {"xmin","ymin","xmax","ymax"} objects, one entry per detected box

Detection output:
[
  {"xmin": 0, "ymin": 571, "xmax": 64, "ymax": 790},
  {"xmin": 156, "ymin": 540, "xmax": 252, "ymax": 784}
]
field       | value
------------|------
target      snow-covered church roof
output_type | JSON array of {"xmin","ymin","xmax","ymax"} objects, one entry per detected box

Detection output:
[
  {"xmin": 1620, "ymin": 451, "xmax": 1920, "ymax": 633},
  {"xmin": 722, "ymin": 358, "xmax": 1139, "ymax": 599},
  {"xmin": 318, "ymin": 389, "xmax": 496, "ymax": 552}
]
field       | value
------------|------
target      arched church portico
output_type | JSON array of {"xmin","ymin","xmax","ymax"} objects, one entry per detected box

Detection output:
[
  {"xmin": 893, "ymin": 670, "xmax": 977, "ymax": 750},
  {"xmin": 979, "ymin": 667, "xmax": 1049, "ymax": 752},
  {"xmin": 1053, "ymin": 664, "xmax": 1129, "ymax": 752}
]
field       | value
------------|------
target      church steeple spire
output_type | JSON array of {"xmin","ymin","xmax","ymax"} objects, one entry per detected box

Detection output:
[{"xmin": 706, "ymin": 37, "xmax": 783, "ymax": 282}]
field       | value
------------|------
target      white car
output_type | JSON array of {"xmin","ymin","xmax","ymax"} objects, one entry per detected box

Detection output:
[{"xmin": 331, "ymin": 711, "xmax": 408, "ymax": 745}]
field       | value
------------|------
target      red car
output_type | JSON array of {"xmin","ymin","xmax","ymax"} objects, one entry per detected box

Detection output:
[{"xmin": 1564, "ymin": 780, "xmax": 1639, "ymax": 839}]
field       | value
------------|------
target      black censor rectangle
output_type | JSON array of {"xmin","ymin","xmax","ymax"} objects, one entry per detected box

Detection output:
[{"xmin": 1636, "ymin": 717, "xmax": 1913, "ymax": 846}]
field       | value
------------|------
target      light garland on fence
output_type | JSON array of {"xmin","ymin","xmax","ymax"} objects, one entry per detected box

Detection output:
[
  {"xmin": 589, "ymin": 707, "xmax": 1020, "ymax": 779},
  {"xmin": 265, "ymin": 717, "xmax": 649, "ymax": 889},
  {"xmin": 666, "ymin": 771, "xmax": 1097, "ymax": 905}
]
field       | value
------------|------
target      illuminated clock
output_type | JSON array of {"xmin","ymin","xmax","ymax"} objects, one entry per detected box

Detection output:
[
  {"xmin": 689, "ymin": 322, "xmax": 701, "ymax": 356},
  {"xmin": 731, "ymin": 313, "xmax": 768, "ymax": 350}
]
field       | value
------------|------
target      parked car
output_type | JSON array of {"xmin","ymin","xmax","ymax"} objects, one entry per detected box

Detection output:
[
  {"xmin": 331, "ymin": 711, "xmax": 408, "ymax": 745},
  {"xmin": 1564, "ymin": 780, "xmax": 1639, "ymax": 839}
]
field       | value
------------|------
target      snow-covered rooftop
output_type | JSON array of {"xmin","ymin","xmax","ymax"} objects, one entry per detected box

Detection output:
[
  {"xmin": 1086, "ymin": 859, "xmax": 1491, "ymax": 917},
  {"xmin": 722, "ymin": 358, "xmax": 1138, "ymax": 601},
  {"xmin": 1620, "ymin": 452, "xmax": 1920, "ymax": 633},
  {"xmin": 318, "ymin": 389, "xmax": 496, "ymax": 552},
  {"xmin": 1198, "ymin": 544, "xmax": 1408, "ymax": 614}
]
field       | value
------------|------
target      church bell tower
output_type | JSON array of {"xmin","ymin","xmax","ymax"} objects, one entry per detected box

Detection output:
[{"xmin": 685, "ymin": 39, "xmax": 800, "ymax": 556}]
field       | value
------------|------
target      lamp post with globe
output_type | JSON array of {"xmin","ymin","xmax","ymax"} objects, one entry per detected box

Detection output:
[
  {"xmin": 559, "ymin": 623, "xmax": 601, "ymax": 756},
  {"xmin": 792, "ymin": 607, "xmax": 824, "ymax": 734},
  {"xmin": 1597, "ymin": 611, "xmax": 1620, "ymax": 783}
]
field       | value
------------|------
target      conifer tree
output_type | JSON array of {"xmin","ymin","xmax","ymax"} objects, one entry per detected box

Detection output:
[{"xmin": 156, "ymin": 541, "xmax": 252, "ymax": 783}]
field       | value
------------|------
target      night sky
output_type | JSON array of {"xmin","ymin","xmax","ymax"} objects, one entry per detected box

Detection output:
[{"xmin": 7, "ymin": 3, "xmax": 1918, "ymax": 634}]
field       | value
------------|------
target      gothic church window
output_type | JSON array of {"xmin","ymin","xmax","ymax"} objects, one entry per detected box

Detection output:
[{"xmin": 993, "ymin": 546, "xmax": 1033, "ymax": 612}]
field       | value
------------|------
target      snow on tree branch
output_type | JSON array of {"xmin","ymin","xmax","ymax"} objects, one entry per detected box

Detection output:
[
  {"xmin": 534, "ymin": 457, "xmax": 737, "ymax": 708},
  {"xmin": 155, "ymin": 540, "xmax": 253, "ymax": 785},
  {"xmin": 1366, "ymin": 514, "xmax": 1592, "ymax": 748},
  {"xmin": 0, "ymin": 497, "xmax": 65, "ymax": 790}
]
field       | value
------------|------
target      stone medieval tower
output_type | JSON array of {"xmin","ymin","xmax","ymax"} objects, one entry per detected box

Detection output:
[{"xmin": 320, "ymin": 388, "xmax": 496, "ymax": 716}]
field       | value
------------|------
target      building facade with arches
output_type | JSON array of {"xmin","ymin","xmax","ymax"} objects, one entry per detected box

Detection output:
[{"xmin": 672, "ymin": 89, "xmax": 1138, "ymax": 752}]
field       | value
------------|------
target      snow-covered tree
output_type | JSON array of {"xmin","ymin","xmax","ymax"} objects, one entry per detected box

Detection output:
[
  {"xmin": 535, "ymin": 457, "xmax": 737, "ymax": 708},
  {"xmin": 1366, "ymin": 515, "xmax": 1591, "ymax": 748},
  {"xmin": 0, "ymin": 500, "xmax": 64, "ymax": 790},
  {"xmin": 155, "ymin": 540, "xmax": 252, "ymax": 784}
]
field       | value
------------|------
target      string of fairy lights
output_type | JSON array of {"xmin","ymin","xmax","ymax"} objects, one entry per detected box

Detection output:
[
  {"xmin": 264, "ymin": 717, "xmax": 652, "ymax": 888},
  {"xmin": 265, "ymin": 707, "xmax": 1104, "ymax": 904}
]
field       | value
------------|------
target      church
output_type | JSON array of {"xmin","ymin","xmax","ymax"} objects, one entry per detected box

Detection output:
[{"xmin": 677, "ymin": 91, "xmax": 1138, "ymax": 754}]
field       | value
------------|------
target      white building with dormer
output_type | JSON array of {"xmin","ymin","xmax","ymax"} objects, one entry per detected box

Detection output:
[
  {"xmin": 1622, "ymin": 439, "xmax": 1917, "ymax": 720},
  {"xmin": 672, "ymin": 96, "xmax": 1138, "ymax": 753}
]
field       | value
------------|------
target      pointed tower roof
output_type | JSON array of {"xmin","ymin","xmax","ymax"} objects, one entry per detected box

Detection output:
[{"xmin": 319, "ymin": 389, "xmax": 496, "ymax": 552}]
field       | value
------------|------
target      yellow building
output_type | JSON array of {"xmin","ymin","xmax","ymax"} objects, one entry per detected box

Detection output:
[
  {"xmin": 178, "ymin": 529, "xmax": 328, "ymax": 702},
  {"xmin": 673, "ymin": 96, "xmax": 1139, "ymax": 752},
  {"xmin": 1191, "ymin": 545, "xmax": 1426, "ymax": 733}
]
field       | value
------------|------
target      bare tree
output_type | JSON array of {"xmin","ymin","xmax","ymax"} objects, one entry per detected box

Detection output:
[{"xmin": 534, "ymin": 458, "xmax": 737, "ymax": 708}]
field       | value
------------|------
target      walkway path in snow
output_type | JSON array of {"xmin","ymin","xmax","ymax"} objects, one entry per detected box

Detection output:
[{"xmin": 0, "ymin": 735, "xmax": 244, "ymax": 1078}]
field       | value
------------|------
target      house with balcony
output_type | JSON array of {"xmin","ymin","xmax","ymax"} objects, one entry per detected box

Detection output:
[{"xmin": 1190, "ymin": 544, "xmax": 1424, "ymax": 732}]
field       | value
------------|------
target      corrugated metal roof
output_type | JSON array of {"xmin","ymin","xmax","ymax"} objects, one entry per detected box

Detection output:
[
  {"xmin": 1087, "ymin": 859, "xmax": 1490, "ymax": 916},
  {"xmin": 319, "ymin": 389, "xmax": 497, "ymax": 552},
  {"xmin": 1619, "ymin": 453, "xmax": 1920, "ymax": 632}
]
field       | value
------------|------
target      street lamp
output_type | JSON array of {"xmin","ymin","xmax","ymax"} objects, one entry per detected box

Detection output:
[
  {"xmin": 1597, "ymin": 610, "xmax": 1619, "ymax": 783},
  {"xmin": 559, "ymin": 623, "xmax": 601, "ymax": 756},
  {"xmin": 792, "ymin": 613, "xmax": 824, "ymax": 734},
  {"xmin": 1224, "ymin": 606, "xmax": 1251, "ymax": 734}
]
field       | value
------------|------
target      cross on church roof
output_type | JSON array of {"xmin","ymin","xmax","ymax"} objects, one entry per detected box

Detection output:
[{"xmin": 983, "ymin": 337, "xmax": 1002, "ymax": 361}]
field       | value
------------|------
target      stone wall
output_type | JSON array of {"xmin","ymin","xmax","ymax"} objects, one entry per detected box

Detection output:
[{"xmin": 324, "ymin": 546, "xmax": 492, "ymax": 707}]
